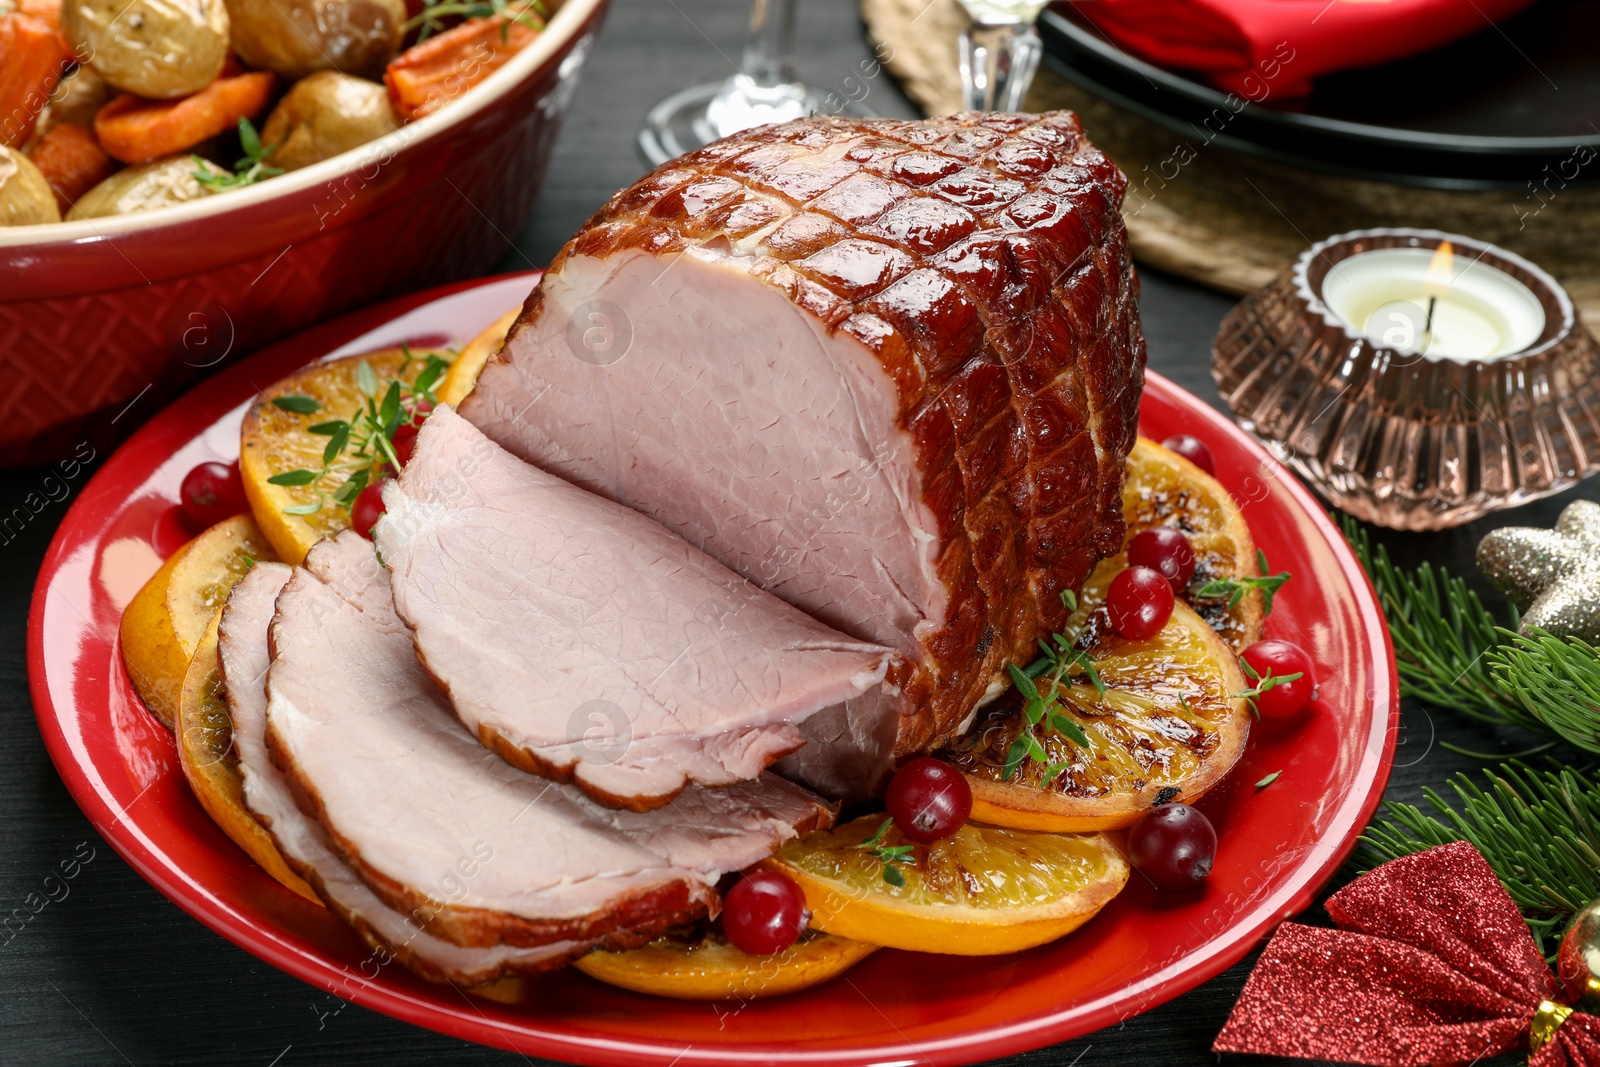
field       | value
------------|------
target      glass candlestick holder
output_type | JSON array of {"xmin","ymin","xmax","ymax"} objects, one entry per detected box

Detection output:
[{"xmin": 1212, "ymin": 228, "xmax": 1600, "ymax": 531}]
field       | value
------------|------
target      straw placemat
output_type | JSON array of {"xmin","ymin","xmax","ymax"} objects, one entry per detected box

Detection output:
[{"xmin": 863, "ymin": 0, "xmax": 1600, "ymax": 321}]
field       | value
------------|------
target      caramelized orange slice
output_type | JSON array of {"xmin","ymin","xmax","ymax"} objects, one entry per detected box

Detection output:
[
  {"xmin": 574, "ymin": 929, "xmax": 876, "ymax": 1000},
  {"xmin": 945, "ymin": 599, "xmax": 1249, "ymax": 832}
]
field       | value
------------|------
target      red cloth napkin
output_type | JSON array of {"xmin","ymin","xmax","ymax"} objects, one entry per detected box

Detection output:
[
  {"xmin": 1214, "ymin": 841, "xmax": 1600, "ymax": 1066},
  {"xmin": 1067, "ymin": 0, "xmax": 1540, "ymax": 97}
]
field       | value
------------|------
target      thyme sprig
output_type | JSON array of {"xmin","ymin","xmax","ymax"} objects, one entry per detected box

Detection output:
[
  {"xmin": 1194, "ymin": 548, "xmax": 1291, "ymax": 614},
  {"xmin": 1236, "ymin": 657, "xmax": 1304, "ymax": 718},
  {"xmin": 266, "ymin": 348, "xmax": 448, "ymax": 517},
  {"xmin": 856, "ymin": 818, "xmax": 914, "ymax": 887},
  {"xmin": 194, "ymin": 118, "xmax": 282, "ymax": 189},
  {"xmin": 1000, "ymin": 589, "xmax": 1103, "ymax": 782},
  {"xmin": 405, "ymin": 0, "xmax": 547, "ymax": 42}
]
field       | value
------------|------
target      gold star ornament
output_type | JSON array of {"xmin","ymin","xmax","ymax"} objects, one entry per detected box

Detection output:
[{"xmin": 1477, "ymin": 500, "xmax": 1600, "ymax": 643}]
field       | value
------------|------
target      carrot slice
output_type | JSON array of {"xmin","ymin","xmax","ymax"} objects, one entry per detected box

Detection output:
[
  {"xmin": 385, "ymin": 16, "xmax": 540, "ymax": 122},
  {"xmin": 27, "ymin": 123, "xmax": 113, "ymax": 211},
  {"xmin": 94, "ymin": 71, "xmax": 277, "ymax": 164},
  {"xmin": 0, "ymin": 13, "xmax": 70, "ymax": 148},
  {"xmin": 17, "ymin": 0, "xmax": 63, "ymax": 34}
]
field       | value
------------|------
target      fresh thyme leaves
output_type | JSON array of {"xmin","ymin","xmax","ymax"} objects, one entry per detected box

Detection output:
[
  {"xmin": 856, "ymin": 817, "xmax": 914, "ymax": 886},
  {"xmin": 1194, "ymin": 549, "xmax": 1291, "ymax": 614},
  {"xmin": 194, "ymin": 118, "xmax": 283, "ymax": 189},
  {"xmin": 1235, "ymin": 656, "xmax": 1303, "ymax": 718},
  {"xmin": 267, "ymin": 348, "xmax": 449, "ymax": 519},
  {"xmin": 405, "ymin": 0, "xmax": 548, "ymax": 42},
  {"xmin": 1255, "ymin": 770, "xmax": 1281, "ymax": 789}
]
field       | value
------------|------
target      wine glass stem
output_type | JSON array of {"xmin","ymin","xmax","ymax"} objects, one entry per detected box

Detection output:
[
  {"xmin": 742, "ymin": 0, "xmax": 798, "ymax": 89},
  {"xmin": 959, "ymin": 20, "xmax": 1042, "ymax": 112}
]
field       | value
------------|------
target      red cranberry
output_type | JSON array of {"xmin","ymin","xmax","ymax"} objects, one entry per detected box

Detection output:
[
  {"xmin": 391, "ymin": 424, "xmax": 419, "ymax": 468},
  {"xmin": 1106, "ymin": 566, "xmax": 1175, "ymax": 641},
  {"xmin": 1127, "ymin": 527, "xmax": 1196, "ymax": 590},
  {"xmin": 350, "ymin": 478, "xmax": 392, "ymax": 540},
  {"xmin": 1161, "ymin": 434, "xmax": 1215, "ymax": 476},
  {"xmin": 722, "ymin": 869, "xmax": 807, "ymax": 955},
  {"xmin": 179, "ymin": 460, "xmax": 246, "ymax": 531},
  {"xmin": 1128, "ymin": 803, "xmax": 1216, "ymax": 891},
  {"xmin": 886, "ymin": 757, "xmax": 972, "ymax": 844},
  {"xmin": 411, "ymin": 396, "xmax": 435, "ymax": 421},
  {"xmin": 1240, "ymin": 639, "xmax": 1318, "ymax": 718}
]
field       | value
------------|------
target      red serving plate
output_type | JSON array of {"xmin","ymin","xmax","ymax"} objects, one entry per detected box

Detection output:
[{"xmin": 28, "ymin": 272, "xmax": 1398, "ymax": 1065}]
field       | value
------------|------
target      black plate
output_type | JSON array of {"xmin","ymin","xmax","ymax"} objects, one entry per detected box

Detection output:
[{"xmin": 1039, "ymin": 0, "xmax": 1600, "ymax": 189}]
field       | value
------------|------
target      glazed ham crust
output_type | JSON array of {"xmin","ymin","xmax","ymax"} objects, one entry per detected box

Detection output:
[{"xmin": 467, "ymin": 111, "xmax": 1145, "ymax": 779}]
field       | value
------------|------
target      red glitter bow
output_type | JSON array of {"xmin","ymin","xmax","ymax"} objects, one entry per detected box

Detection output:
[{"xmin": 1214, "ymin": 841, "xmax": 1600, "ymax": 1066}]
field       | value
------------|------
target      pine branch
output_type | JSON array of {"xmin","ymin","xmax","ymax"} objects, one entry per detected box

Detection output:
[{"xmin": 1355, "ymin": 761, "xmax": 1600, "ymax": 948}]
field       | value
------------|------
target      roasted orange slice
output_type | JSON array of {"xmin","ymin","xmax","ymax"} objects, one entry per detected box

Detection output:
[
  {"xmin": 438, "ymin": 307, "xmax": 518, "ymax": 407},
  {"xmin": 174, "ymin": 612, "xmax": 320, "ymax": 903},
  {"xmin": 944, "ymin": 599, "xmax": 1249, "ymax": 832},
  {"xmin": 119, "ymin": 513, "xmax": 278, "ymax": 728},
  {"xmin": 574, "ymin": 928, "xmax": 877, "ymax": 1000},
  {"xmin": 766, "ymin": 816, "xmax": 1127, "ymax": 955},
  {"xmin": 240, "ymin": 347, "xmax": 451, "ymax": 564},
  {"xmin": 1078, "ymin": 436, "xmax": 1263, "ymax": 653}
]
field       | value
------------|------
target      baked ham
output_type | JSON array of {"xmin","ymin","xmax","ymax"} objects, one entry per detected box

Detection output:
[
  {"xmin": 262, "ymin": 533, "xmax": 833, "ymax": 953},
  {"xmin": 375, "ymin": 405, "xmax": 896, "ymax": 811},
  {"xmin": 462, "ymin": 111, "xmax": 1145, "ymax": 798},
  {"xmin": 219, "ymin": 563, "xmax": 583, "ymax": 983}
]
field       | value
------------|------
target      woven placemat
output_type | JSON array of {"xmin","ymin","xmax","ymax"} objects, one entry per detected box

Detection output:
[{"xmin": 863, "ymin": 0, "xmax": 1600, "ymax": 321}]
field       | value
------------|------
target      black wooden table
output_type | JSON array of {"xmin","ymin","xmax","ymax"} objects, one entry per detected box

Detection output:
[{"xmin": 0, "ymin": 1, "xmax": 1573, "ymax": 1063}]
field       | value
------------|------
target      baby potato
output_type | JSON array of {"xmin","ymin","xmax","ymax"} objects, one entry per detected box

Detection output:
[
  {"xmin": 63, "ymin": 0, "xmax": 230, "ymax": 99},
  {"xmin": 225, "ymin": 0, "xmax": 405, "ymax": 81},
  {"xmin": 0, "ymin": 147, "xmax": 62, "ymax": 225},
  {"xmin": 67, "ymin": 155, "xmax": 227, "ymax": 219},
  {"xmin": 46, "ymin": 66, "xmax": 114, "ymax": 130},
  {"xmin": 260, "ymin": 72, "xmax": 398, "ymax": 171}
]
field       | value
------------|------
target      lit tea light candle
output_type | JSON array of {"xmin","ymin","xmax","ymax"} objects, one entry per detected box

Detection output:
[{"xmin": 1321, "ymin": 240, "xmax": 1547, "ymax": 362}]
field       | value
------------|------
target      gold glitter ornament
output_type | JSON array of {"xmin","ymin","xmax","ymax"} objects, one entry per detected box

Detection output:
[
  {"xmin": 1558, "ymin": 897, "xmax": 1600, "ymax": 1017},
  {"xmin": 1476, "ymin": 500, "xmax": 1600, "ymax": 643}
]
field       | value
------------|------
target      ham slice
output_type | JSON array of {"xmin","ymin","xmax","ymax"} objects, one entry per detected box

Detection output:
[
  {"xmin": 462, "ymin": 111, "xmax": 1145, "ymax": 797},
  {"xmin": 262, "ymin": 533, "xmax": 833, "ymax": 952},
  {"xmin": 219, "ymin": 562, "xmax": 582, "ymax": 984},
  {"xmin": 375, "ymin": 405, "xmax": 896, "ymax": 810}
]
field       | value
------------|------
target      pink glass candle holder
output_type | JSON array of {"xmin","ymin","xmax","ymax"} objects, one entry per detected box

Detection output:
[{"xmin": 1212, "ymin": 228, "xmax": 1600, "ymax": 530}]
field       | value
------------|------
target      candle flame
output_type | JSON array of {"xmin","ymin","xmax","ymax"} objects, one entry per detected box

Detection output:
[{"xmin": 1424, "ymin": 241, "xmax": 1455, "ymax": 296}]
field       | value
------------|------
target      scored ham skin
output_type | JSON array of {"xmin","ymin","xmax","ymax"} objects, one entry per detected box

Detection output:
[
  {"xmin": 375, "ymin": 405, "xmax": 896, "ymax": 811},
  {"xmin": 218, "ymin": 563, "xmax": 582, "ymax": 984},
  {"xmin": 263, "ymin": 533, "xmax": 834, "ymax": 953},
  {"xmin": 463, "ymin": 111, "xmax": 1146, "ymax": 795}
]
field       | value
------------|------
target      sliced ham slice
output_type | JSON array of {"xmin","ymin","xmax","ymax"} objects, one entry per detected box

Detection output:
[
  {"xmin": 219, "ymin": 562, "xmax": 581, "ymax": 984},
  {"xmin": 374, "ymin": 405, "xmax": 896, "ymax": 811},
  {"xmin": 462, "ymin": 111, "xmax": 1145, "ymax": 797},
  {"xmin": 263, "ymin": 533, "xmax": 833, "ymax": 952}
]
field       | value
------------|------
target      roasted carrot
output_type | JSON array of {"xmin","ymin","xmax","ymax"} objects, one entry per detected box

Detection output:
[
  {"xmin": 0, "ymin": 13, "xmax": 70, "ymax": 148},
  {"xmin": 27, "ymin": 123, "xmax": 113, "ymax": 211},
  {"xmin": 94, "ymin": 71, "xmax": 276, "ymax": 164},
  {"xmin": 17, "ymin": 0, "xmax": 62, "ymax": 34},
  {"xmin": 385, "ymin": 16, "xmax": 540, "ymax": 122}
]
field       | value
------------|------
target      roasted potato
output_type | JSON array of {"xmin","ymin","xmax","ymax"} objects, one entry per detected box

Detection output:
[
  {"xmin": 224, "ymin": 0, "xmax": 405, "ymax": 81},
  {"xmin": 45, "ymin": 65, "xmax": 114, "ymax": 131},
  {"xmin": 63, "ymin": 0, "xmax": 230, "ymax": 99},
  {"xmin": 259, "ymin": 71, "xmax": 398, "ymax": 171},
  {"xmin": 0, "ymin": 146, "xmax": 62, "ymax": 225},
  {"xmin": 68, "ymin": 155, "xmax": 226, "ymax": 219}
]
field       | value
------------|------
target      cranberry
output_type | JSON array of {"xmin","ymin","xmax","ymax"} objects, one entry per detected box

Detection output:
[
  {"xmin": 411, "ymin": 396, "xmax": 436, "ymax": 421},
  {"xmin": 1128, "ymin": 803, "xmax": 1216, "ymax": 891},
  {"xmin": 179, "ymin": 460, "xmax": 246, "ymax": 530},
  {"xmin": 391, "ymin": 424, "xmax": 419, "ymax": 468},
  {"xmin": 1161, "ymin": 434, "xmax": 1215, "ymax": 476},
  {"xmin": 1240, "ymin": 639, "xmax": 1318, "ymax": 718},
  {"xmin": 886, "ymin": 757, "xmax": 972, "ymax": 843},
  {"xmin": 1127, "ymin": 527, "xmax": 1196, "ymax": 590},
  {"xmin": 1106, "ymin": 566, "xmax": 1175, "ymax": 640},
  {"xmin": 722, "ymin": 869, "xmax": 807, "ymax": 955},
  {"xmin": 350, "ymin": 478, "xmax": 391, "ymax": 540}
]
